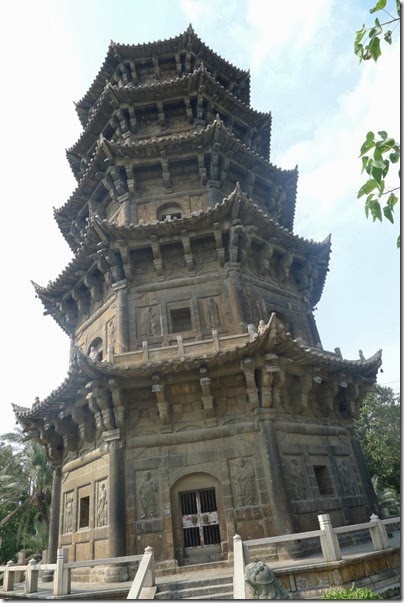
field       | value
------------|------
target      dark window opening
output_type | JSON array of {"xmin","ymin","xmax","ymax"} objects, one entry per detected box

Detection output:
[
  {"xmin": 161, "ymin": 212, "xmax": 182, "ymax": 221},
  {"xmin": 180, "ymin": 489, "xmax": 220, "ymax": 548},
  {"xmin": 170, "ymin": 307, "xmax": 192, "ymax": 333},
  {"xmin": 203, "ymin": 524, "xmax": 220, "ymax": 545},
  {"xmin": 314, "ymin": 465, "xmax": 334, "ymax": 496},
  {"xmin": 79, "ymin": 496, "xmax": 90, "ymax": 528}
]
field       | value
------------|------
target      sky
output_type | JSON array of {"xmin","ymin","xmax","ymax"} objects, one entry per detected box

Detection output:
[{"xmin": 0, "ymin": 0, "xmax": 400, "ymax": 435}]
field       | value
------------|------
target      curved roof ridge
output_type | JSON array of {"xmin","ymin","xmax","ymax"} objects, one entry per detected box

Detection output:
[
  {"xmin": 12, "ymin": 361, "xmax": 88, "ymax": 420},
  {"xmin": 90, "ymin": 182, "xmax": 329, "ymax": 254},
  {"xmin": 32, "ymin": 241, "xmax": 93, "ymax": 297},
  {"xmin": 76, "ymin": 26, "xmax": 250, "ymax": 125},
  {"xmin": 56, "ymin": 118, "xmax": 297, "ymax": 235},
  {"xmin": 68, "ymin": 66, "xmax": 270, "ymax": 160}
]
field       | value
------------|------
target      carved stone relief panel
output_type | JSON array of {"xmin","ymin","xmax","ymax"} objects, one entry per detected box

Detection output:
[
  {"xmin": 136, "ymin": 470, "xmax": 160, "ymax": 520},
  {"xmin": 287, "ymin": 457, "xmax": 308, "ymax": 500},
  {"xmin": 189, "ymin": 193, "xmax": 205, "ymax": 214},
  {"xmin": 138, "ymin": 305, "xmax": 161, "ymax": 338},
  {"xmin": 137, "ymin": 202, "xmax": 153, "ymax": 224},
  {"xmin": 106, "ymin": 317, "xmax": 116, "ymax": 354},
  {"xmin": 336, "ymin": 457, "xmax": 356, "ymax": 496},
  {"xmin": 96, "ymin": 480, "xmax": 108, "ymax": 527},
  {"xmin": 229, "ymin": 457, "xmax": 258, "ymax": 507},
  {"xmin": 63, "ymin": 492, "xmax": 74, "ymax": 533},
  {"xmin": 199, "ymin": 295, "xmax": 222, "ymax": 329}
]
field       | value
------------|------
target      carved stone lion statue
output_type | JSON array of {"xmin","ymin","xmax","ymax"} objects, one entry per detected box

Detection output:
[{"xmin": 244, "ymin": 561, "xmax": 289, "ymax": 599}]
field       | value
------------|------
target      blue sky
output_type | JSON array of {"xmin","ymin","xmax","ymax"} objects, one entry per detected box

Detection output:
[{"xmin": 0, "ymin": 0, "xmax": 400, "ymax": 433}]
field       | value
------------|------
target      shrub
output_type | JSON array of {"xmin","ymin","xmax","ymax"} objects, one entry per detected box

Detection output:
[{"xmin": 322, "ymin": 584, "xmax": 380, "ymax": 599}]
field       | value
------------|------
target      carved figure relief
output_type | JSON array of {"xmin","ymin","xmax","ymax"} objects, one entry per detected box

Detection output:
[
  {"xmin": 244, "ymin": 561, "xmax": 289, "ymax": 599},
  {"xmin": 207, "ymin": 297, "xmax": 221, "ymax": 328},
  {"xmin": 190, "ymin": 194, "xmax": 204, "ymax": 213},
  {"xmin": 137, "ymin": 470, "xmax": 159, "ymax": 519},
  {"xmin": 337, "ymin": 459, "xmax": 356, "ymax": 495},
  {"xmin": 234, "ymin": 458, "xmax": 257, "ymax": 507},
  {"xmin": 64, "ymin": 495, "xmax": 74, "ymax": 533},
  {"xmin": 88, "ymin": 346, "xmax": 100, "ymax": 361},
  {"xmin": 288, "ymin": 457, "xmax": 307, "ymax": 499},
  {"xmin": 137, "ymin": 203, "xmax": 150, "ymax": 224},
  {"xmin": 96, "ymin": 481, "xmax": 108, "ymax": 527},
  {"xmin": 140, "ymin": 306, "xmax": 160, "ymax": 337},
  {"xmin": 107, "ymin": 318, "xmax": 116, "ymax": 352}
]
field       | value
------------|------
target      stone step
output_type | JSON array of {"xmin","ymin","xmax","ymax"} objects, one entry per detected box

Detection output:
[
  {"xmin": 156, "ymin": 583, "xmax": 233, "ymax": 600},
  {"xmin": 186, "ymin": 591, "xmax": 234, "ymax": 600},
  {"xmin": 156, "ymin": 559, "xmax": 230, "ymax": 576},
  {"xmin": 155, "ymin": 576, "xmax": 233, "ymax": 600}
]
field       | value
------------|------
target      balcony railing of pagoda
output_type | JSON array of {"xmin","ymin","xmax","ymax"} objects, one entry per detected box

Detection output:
[
  {"xmin": 0, "ymin": 546, "xmax": 155, "ymax": 598},
  {"xmin": 111, "ymin": 327, "xmax": 256, "ymax": 367},
  {"xmin": 233, "ymin": 513, "xmax": 400, "ymax": 599}
]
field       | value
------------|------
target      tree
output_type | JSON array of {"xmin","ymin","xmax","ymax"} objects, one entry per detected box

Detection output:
[
  {"xmin": 0, "ymin": 428, "xmax": 52, "ymax": 562},
  {"xmin": 355, "ymin": 0, "xmax": 400, "ymax": 247},
  {"xmin": 355, "ymin": 385, "xmax": 400, "ymax": 495}
]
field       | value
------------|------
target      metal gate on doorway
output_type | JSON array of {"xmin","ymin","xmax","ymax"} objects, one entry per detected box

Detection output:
[{"xmin": 180, "ymin": 488, "xmax": 221, "ymax": 548}]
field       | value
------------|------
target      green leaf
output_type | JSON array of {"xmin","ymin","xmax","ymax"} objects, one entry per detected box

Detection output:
[
  {"xmin": 358, "ymin": 179, "xmax": 378, "ymax": 198},
  {"xmin": 383, "ymin": 205, "xmax": 394, "ymax": 223},
  {"xmin": 360, "ymin": 132, "xmax": 375, "ymax": 156},
  {"xmin": 361, "ymin": 156, "xmax": 369, "ymax": 172},
  {"xmin": 355, "ymin": 26, "xmax": 367, "ymax": 45},
  {"xmin": 369, "ymin": 36, "xmax": 382, "ymax": 61},
  {"xmin": 390, "ymin": 151, "xmax": 400, "ymax": 163},
  {"xmin": 377, "ymin": 131, "xmax": 388, "ymax": 140},
  {"xmin": 354, "ymin": 43, "xmax": 365, "ymax": 60},
  {"xmin": 370, "ymin": 166, "xmax": 384, "ymax": 185},
  {"xmin": 396, "ymin": 234, "xmax": 400, "ymax": 249},
  {"xmin": 387, "ymin": 193, "xmax": 398, "ymax": 209},
  {"xmin": 370, "ymin": 0, "xmax": 387, "ymax": 12},
  {"xmin": 369, "ymin": 18, "xmax": 382, "ymax": 38},
  {"xmin": 371, "ymin": 199, "xmax": 382, "ymax": 221},
  {"xmin": 384, "ymin": 30, "xmax": 392, "ymax": 44},
  {"xmin": 364, "ymin": 193, "xmax": 374, "ymax": 218}
]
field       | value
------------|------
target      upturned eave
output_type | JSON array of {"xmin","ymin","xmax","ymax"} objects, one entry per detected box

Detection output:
[{"xmin": 76, "ymin": 25, "xmax": 251, "ymax": 126}]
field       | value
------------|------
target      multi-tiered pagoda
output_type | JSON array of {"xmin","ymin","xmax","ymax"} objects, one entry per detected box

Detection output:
[{"xmin": 14, "ymin": 26, "xmax": 381, "ymax": 574}]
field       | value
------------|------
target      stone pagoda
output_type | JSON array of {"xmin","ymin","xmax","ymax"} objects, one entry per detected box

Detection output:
[{"xmin": 14, "ymin": 26, "xmax": 381, "ymax": 574}]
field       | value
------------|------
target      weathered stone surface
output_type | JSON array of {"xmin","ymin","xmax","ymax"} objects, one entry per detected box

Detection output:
[{"xmin": 13, "ymin": 27, "xmax": 382, "ymax": 575}]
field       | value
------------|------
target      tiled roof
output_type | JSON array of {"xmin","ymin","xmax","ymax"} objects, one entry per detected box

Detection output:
[{"xmin": 76, "ymin": 25, "xmax": 251, "ymax": 126}]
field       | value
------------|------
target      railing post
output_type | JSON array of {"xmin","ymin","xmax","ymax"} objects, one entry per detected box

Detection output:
[
  {"xmin": 25, "ymin": 559, "xmax": 40, "ymax": 594},
  {"xmin": 3, "ymin": 560, "xmax": 15, "ymax": 591},
  {"xmin": 369, "ymin": 514, "xmax": 389, "ymax": 550},
  {"xmin": 53, "ymin": 547, "xmax": 70, "ymax": 596},
  {"xmin": 233, "ymin": 534, "xmax": 246, "ymax": 599},
  {"xmin": 127, "ymin": 546, "xmax": 155, "ymax": 599},
  {"xmin": 144, "ymin": 546, "xmax": 155, "ymax": 587},
  {"xmin": 318, "ymin": 513, "xmax": 341, "ymax": 561},
  {"xmin": 15, "ymin": 551, "xmax": 25, "ymax": 583}
]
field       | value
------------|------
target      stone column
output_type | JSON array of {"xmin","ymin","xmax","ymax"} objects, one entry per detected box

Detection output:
[
  {"xmin": 347, "ymin": 426, "xmax": 380, "ymax": 516},
  {"xmin": 225, "ymin": 266, "xmax": 245, "ymax": 327},
  {"xmin": 42, "ymin": 464, "xmax": 62, "ymax": 582},
  {"xmin": 112, "ymin": 279, "xmax": 129, "ymax": 353},
  {"xmin": 105, "ymin": 429, "xmax": 126, "ymax": 557},
  {"xmin": 256, "ymin": 410, "xmax": 299, "ymax": 558}
]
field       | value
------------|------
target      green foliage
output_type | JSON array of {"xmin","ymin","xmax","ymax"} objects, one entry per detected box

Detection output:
[
  {"xmin": 355, "ymin": 2, "xmax": 400, "ymax": 247},
  {"xmin": 358, "ymin": 130, "xmax": 400, "ymax": 247},
  {"xmin": 356, "ymin": 385, "xmax": 400, "ymax": 495},
  {"xmin": 354, "ymin": 0, "xmax": 400, "ymax": 62},
  {"xmin": 322, "ymin": 584, "xmax": 380, "ymax": 599},
  {"xmin": 0, "ymin": 429, "xmax": 52, "ymax": 563},
  {"xmin": 371, "ymin": 475, "xmax": 400, "ymax": 515}
]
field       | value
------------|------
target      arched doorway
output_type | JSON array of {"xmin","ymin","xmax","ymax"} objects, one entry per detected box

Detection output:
[{"xmin": 171, "ymin": 472, "xmax": 226, "ymax": 565}]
